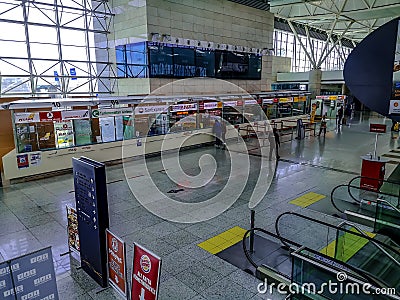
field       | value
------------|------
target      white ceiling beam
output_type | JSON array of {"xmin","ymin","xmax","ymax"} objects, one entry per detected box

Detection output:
[{"xmin": 287, "ymin": 20, "xmax": 318, "ymax": 69}]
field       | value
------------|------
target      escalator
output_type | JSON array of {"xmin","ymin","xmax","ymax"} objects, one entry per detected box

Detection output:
[
  {"xmin": 274, "ymin": 212, "xmax": 400, "ymax": 295},
  {"xmin": 331, "ymin": 176, "xmax": 400, "ymax": 245}
]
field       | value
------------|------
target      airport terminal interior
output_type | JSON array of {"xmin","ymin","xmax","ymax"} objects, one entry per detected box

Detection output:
[{"xmin": 1, "ymin": 0, "xmax": 400, "ymax": 299}]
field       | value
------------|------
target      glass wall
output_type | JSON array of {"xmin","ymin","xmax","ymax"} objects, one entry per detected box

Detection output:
[{"xmin": 273, "ymin": 29, "xmax": 353, "ymax": 72}]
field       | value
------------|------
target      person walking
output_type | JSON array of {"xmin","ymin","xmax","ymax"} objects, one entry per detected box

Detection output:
[
  {"xmin": 318, "ymin": 115, "xmax": 327, "ymax": 137},
  {"xmin": 273, "ymin": 127, "xmax": 280, "ymax": 159},
  {"xmin": 213, "ymin": 119, "xmax": 223, "ymax": 148},
  {"xmin": 337, "ymin": 105, "xmax": 344, "ymax": 125}
]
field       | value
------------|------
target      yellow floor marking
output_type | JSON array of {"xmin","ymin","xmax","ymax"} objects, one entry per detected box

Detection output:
[
  {"xmin": 197, "ymin": 226, "xmax": 247, "ymax": 254},
  {"xmin": 319, "ymin": 228, "xmax": 376, "ymax": 262},
  {"xmin": 289, "ymin": 192, "xmax": 326, "ymax": 208}
]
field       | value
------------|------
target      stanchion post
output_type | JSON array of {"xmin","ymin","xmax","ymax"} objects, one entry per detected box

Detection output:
[{"xmin": 250, "ymin": 210, "xmax": 255, "ymax": 253}]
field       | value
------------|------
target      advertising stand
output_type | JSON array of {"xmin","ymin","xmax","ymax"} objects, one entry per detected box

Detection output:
[
  {"xmin": 106, "ymin": 230, "xmax": 128, "ymax": 298},
  {"xmin": 0, "ymin": 247, "xmax": 59, "ymax": 300},
  {"xmin": 72, "ymin": 157, "xmax": 109, "ymax": 288},
  {"xmin": 130, "ymin": 243, "xmax": 161, "ymax": 300}
]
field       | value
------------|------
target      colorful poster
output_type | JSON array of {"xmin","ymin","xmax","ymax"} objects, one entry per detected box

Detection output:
[
  {"xmin": 17, "ymin": 154, "xmax": 29, "ymax": 169},
  {"xmin": 106, "ymin": 230, "xmax": 127, "ymax": 298},
  {"xmin": 131, "ymin": 243, "xmax": 161, "ymax": 300},
  {"xmin": 66, "ymin": 206, "xmax": 80, "ymax": 254},
  {"xmin": 30, "ymin": 153, "xmax": 41, "ymax": 166}
]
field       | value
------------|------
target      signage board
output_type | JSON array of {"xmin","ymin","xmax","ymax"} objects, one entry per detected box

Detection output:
[
  {"xmin": 66, "ymin": 206, "xmax": 80, "ymax": 254},
  {"xmin": 70, "ymin": 68, "xmax": 77, "ymax": 80},
  {"xmin": 134, "ymin": 105, "xmax": 168, "ymax": 115},
  {"xmin": 39, "ymin": 111, "xmax": 62, "ymax": 122},
  {"xmin": 244, "ymin": 99, "xmax": 258, "ymax": 105},
  {"xmin": 14, "ymin": 113, "xmax": 40, "ymax": 124},
  {"xmin": 262, "ymin": 98, "xmax": 274, "ymax": 105},
  {"xmin": 10, "ymin": 247, "xmax": 59, "ymax": 300},
  {"xmin": 369, "ymin": 123, "xmax": 387, "ymax": 133},
  {"xmin": 92, "ymin": 108, "xmax": 133, "ymax": 118},
  {"xmin": 73, "ymin": 157, "xmax": 109, "ymax": 287},
  {"xmin": 389, "ymin": 99, "xmax": 400, "ymax": 114},
  {"xmin": 106, "ymin": 230, "xmax": 127, "ymax": 298},
  {"xmin": 170, "ymin": 103, "xmax": 197, "ymax": 112},
  {"xmin": 131, "ymin": 244, "xmax": 161, "ymax": 300},
  {"xmin": 223, "ymin": 101, "xmax": 238, "ymax": 107},
  {"xmin": 61, "ymin": 110, "xmax": 89, "ymax": 120}
]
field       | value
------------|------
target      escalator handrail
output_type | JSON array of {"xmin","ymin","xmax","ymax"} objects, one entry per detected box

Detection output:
[
  {"xmin": 337, "ymin": 221, "xmax": 400, "ymax": 269},
  {"xmin": 376, "ymin": 198, "xmax": 400, "ymax": 215},
  {"xmin": 242, "ymin": 227, "xmax": 393, "ymax": 292},
  {"xmin": 331, "ymin": 184, "xmax": 351, "ymax": 214},
  {"xmin": 275, "ymin": 212, "xmax": 400, "ymax": 259},
  {"xmin": 347, "ymin": 184, "xmax": 400, "ymax": 207},
  {"xmin": 331, "ymin": 183, "xmax": 400, "ymax": 213},
  {"xmin": 242, "ymin": 227, "xmax": 302, "ymax": 269},
  {"xmin": 349, "ymin": 175, "xmax": 400, "ymax": 188}
]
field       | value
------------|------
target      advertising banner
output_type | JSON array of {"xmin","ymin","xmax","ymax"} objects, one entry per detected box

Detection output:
[
  {"xmin": 39, "ymin": 111, "xmax": 62, "ymax": 122},
  {"xmin": 223, "ymin": 101, "xmax": 238, "ymax": 107},
  {"xmin": 131, "ymin": 244, "xmax": 161, "ymax": 300},
  {"xmin": 61, "ymin": 110, "xmax": 89, "ymax": 120},
  {"xmin": 11, "ymin": 247, "xmax": 59, "ymax": 300},
  {"xmin": 106, "ymin": 230, "xmax": 127, "ymax": 298},
  {"xmin": 14, "ymin": 113, "xmax": 40, "ymax": 124},
  {"xmin": 134, "ymin": 105, "xmax": 168, "ymax": 115},
  {"xmin": 66, "ymin": 206, "xmax": 80, "ymax": 254}
]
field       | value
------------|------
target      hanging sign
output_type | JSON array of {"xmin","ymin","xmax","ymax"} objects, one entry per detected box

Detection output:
[
  {"xmin": 39, "ymin": 111, "xmax": 62, "ymax": 122},
  {"xmin": 92, "ymin": 108, "xmax": 133, "ymax": 118},
  {"xmin": 130, "ymin": 243, "xmax": 161, "ymax": 300},
  {"xmin": 62, "ymin": 110, "xmax": 89, "ymax": 120},
  {"xmin": 106, "ymin": 230, "xmax": 128, "ymax": 298},
  {"xmin": 14, "ymin": 112, "xmax": 40, "ymax": 124},
  {"xmin": 171, "ymin": 103, "xmax": 197, "ymax": 112},
  {"xmin": 134, "ymin": 105, "xmax": 168, "ymax": 115}
]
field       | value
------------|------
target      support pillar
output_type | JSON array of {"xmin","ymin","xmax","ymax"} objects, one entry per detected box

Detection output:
[{"xmin": 308, "ymin": 69, "xmax": 322, "ymax": 100}]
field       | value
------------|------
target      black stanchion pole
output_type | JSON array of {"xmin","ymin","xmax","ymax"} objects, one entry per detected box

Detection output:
[{"xmin": 250, "ymin": 210, "xmax": 255, "ymax": 253}]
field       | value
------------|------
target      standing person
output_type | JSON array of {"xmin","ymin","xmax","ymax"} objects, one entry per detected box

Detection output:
[
  {"xmin": 273, "ymin": 127, "xmax": 280, "ymax": 159},
  {"xmin": 213, "ymin": 119, "xmax": 223, "ymax": 148},
  {"xmin": 318, "ymin": 115, "xmax": 327, "ymax": 137},
  {"xmin": 337, "ymin": 105, "xmax": 344, "ymax": 125},
  {"xmin": 221, "ymin": 120, "xmax": 227, "ymax": 150}
]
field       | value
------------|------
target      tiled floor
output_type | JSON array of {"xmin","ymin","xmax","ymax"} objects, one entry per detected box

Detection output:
[{"xmin": 0, "ymin": 111, "xmax": 398, "ymax": 299}]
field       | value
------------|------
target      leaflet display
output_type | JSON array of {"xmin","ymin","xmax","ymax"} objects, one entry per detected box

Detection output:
[{"xmin": 73, "ymin": 157, "xmax": 109, "ymax": 288}]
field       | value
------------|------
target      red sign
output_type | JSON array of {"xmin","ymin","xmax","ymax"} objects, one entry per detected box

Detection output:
[
  {"xmin": 39, "ymin": 111, "xmax": 62, "ymax": 122},
  {"xmin": 107, "ymin": 230, "xmax": 127, "ymax": 297},
  {"xmin": 369, "ymin": 123, "xmax": 386, "ymax": 133},
  {"xmin": 17, "ymin": 154, "xmax": 29, "ymax": 169},
  {"xmin": 131, "ymin": 243, "xmax": 161, "ymax": 300}
]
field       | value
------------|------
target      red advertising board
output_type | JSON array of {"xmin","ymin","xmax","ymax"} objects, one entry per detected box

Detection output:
[
  {"xmin": 106, "ymin": 230, "xmax": 127, "ymax": 298},
  {"xmin": 131, "ymin": 243, "xmax": 161, "ymax": 300},
  {"xmin": 369, "ymin": 123, "xmax": 386, "ymax": 133},
  {"xmin": 39, "ymin": 111, "xmax": 62, "ymax": 122}
]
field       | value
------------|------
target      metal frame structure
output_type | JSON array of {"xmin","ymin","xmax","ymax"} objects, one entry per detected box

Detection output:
[{"xmin": 0, "ymin": 0, "xmax": 116, "ymax": 98}]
